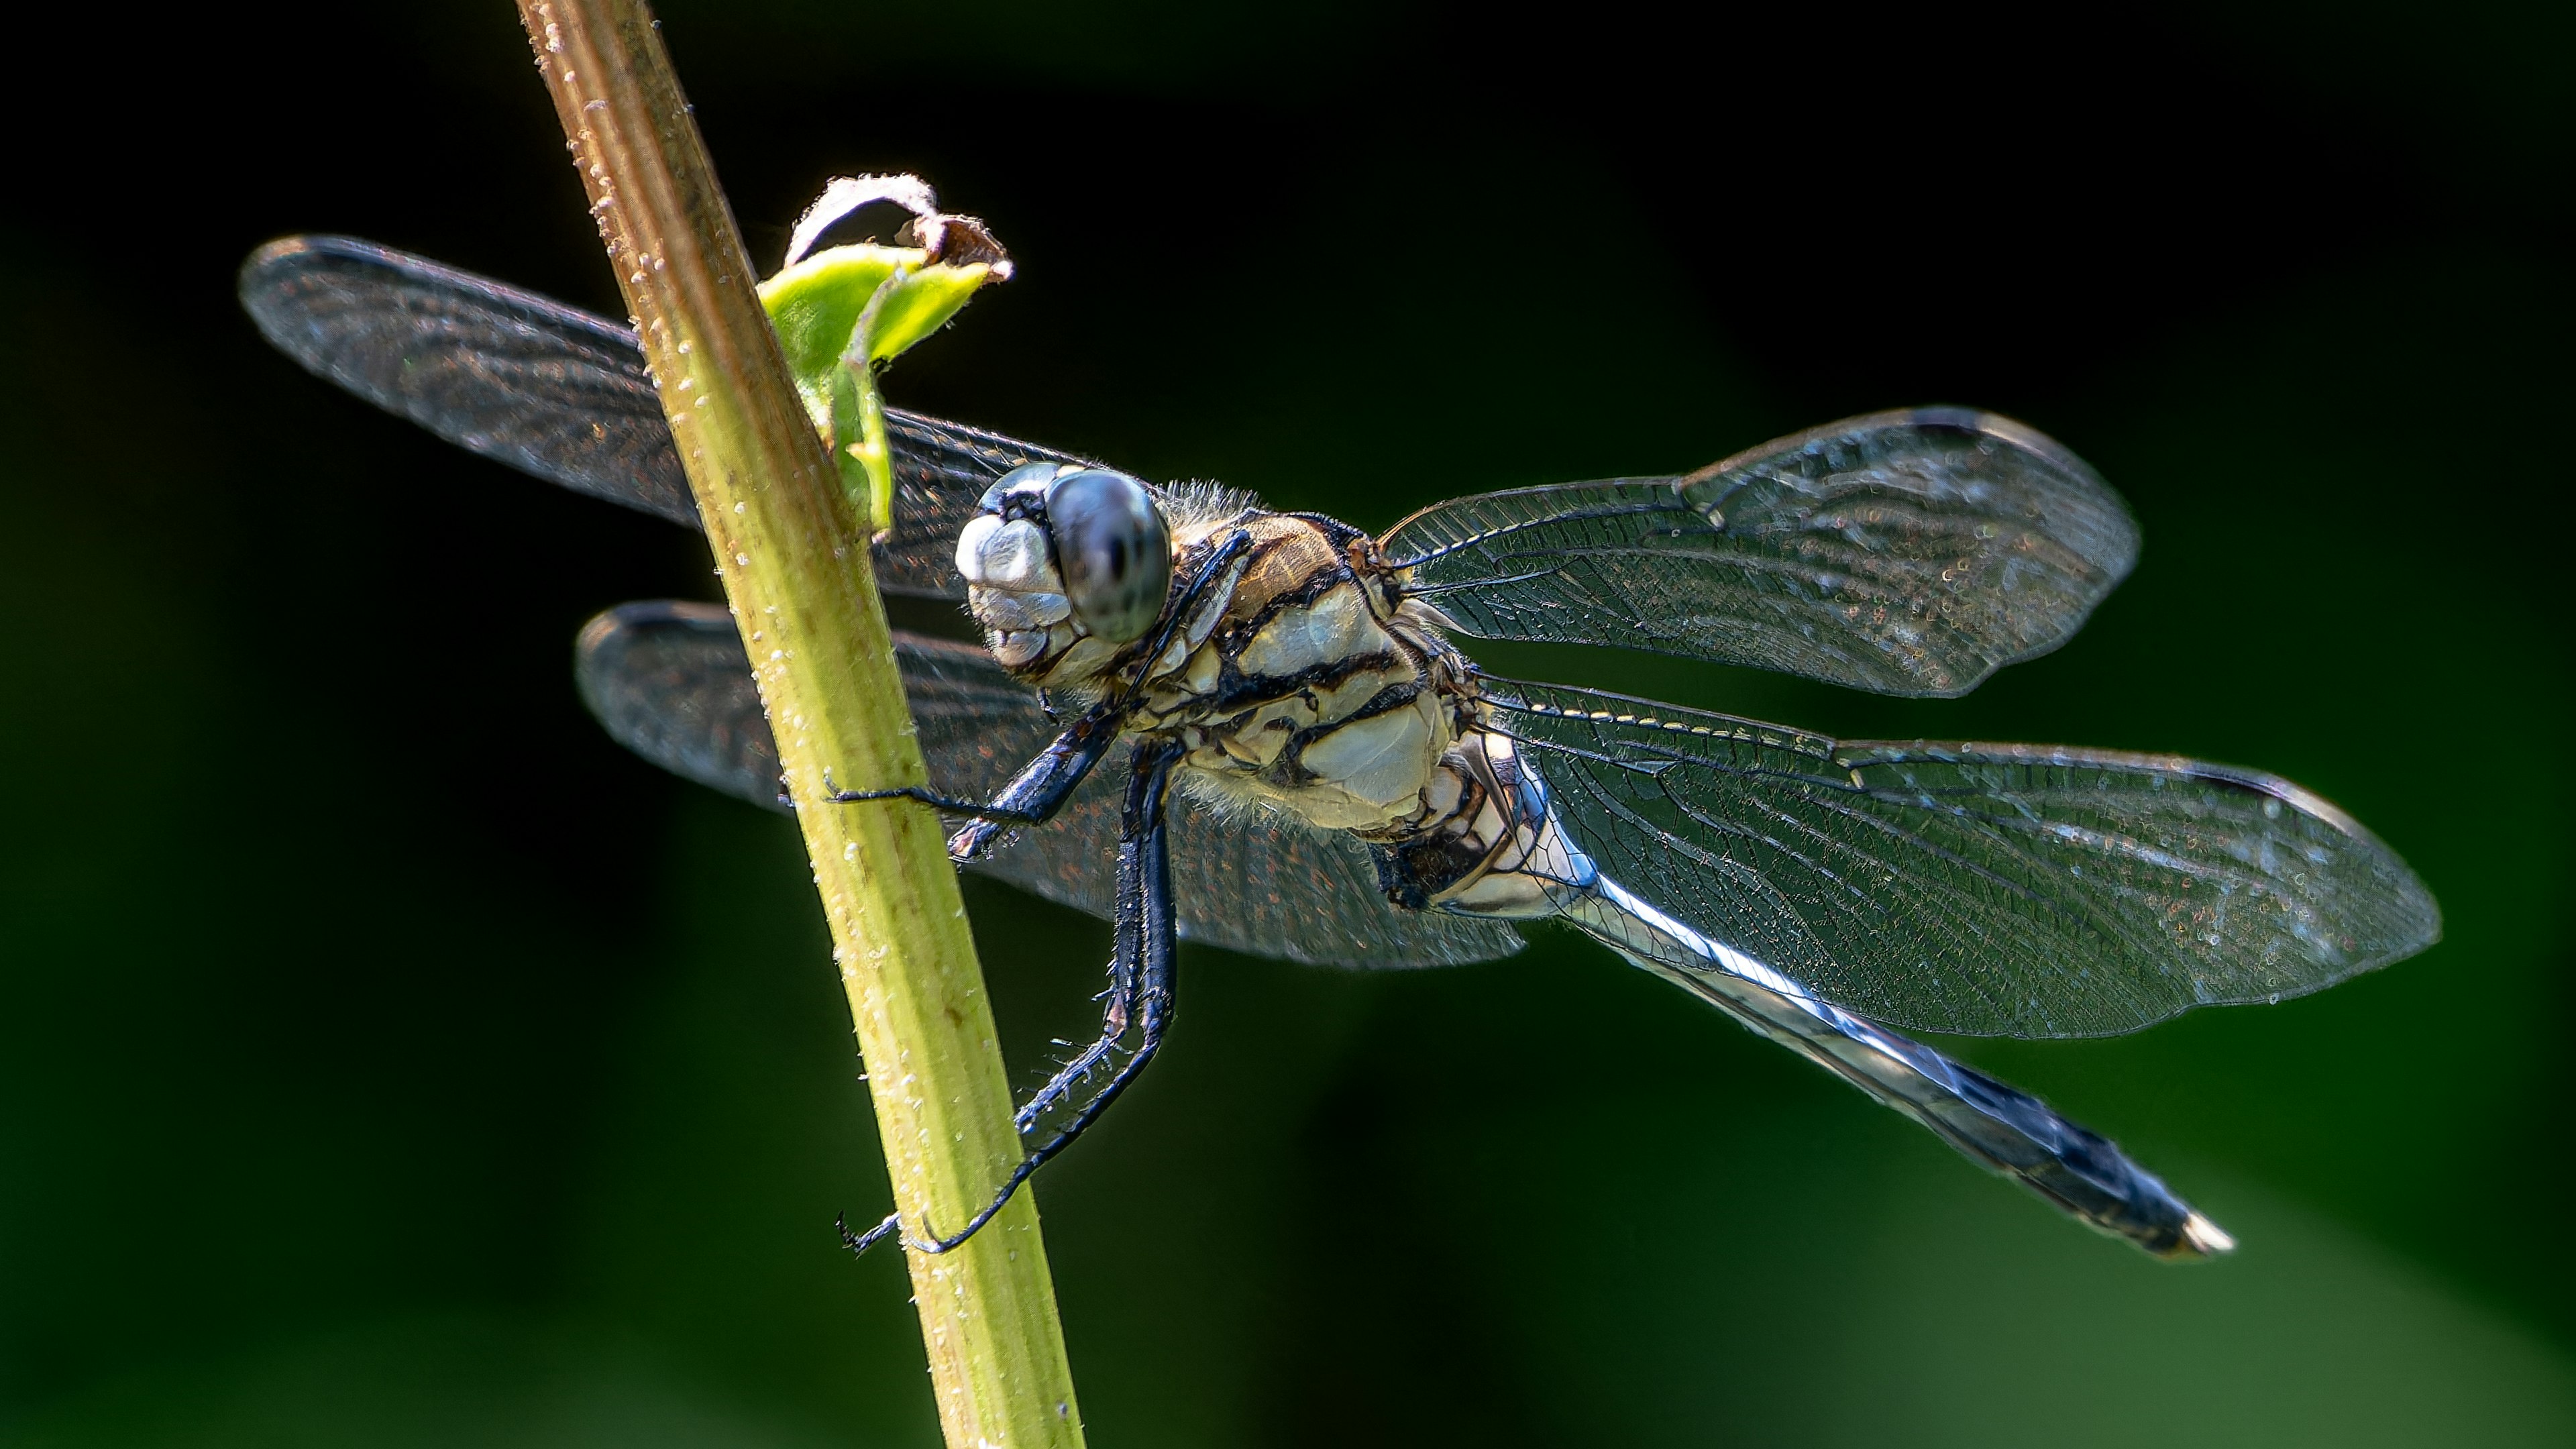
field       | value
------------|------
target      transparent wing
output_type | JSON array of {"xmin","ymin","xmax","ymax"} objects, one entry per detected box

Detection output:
[
  {"xmin": 877, "ymin": 412, "xmax": 1091, "ymax": 596},
  {"xmin": 574, "ymin": 601, "xmax": 787, "ymax": 801},
  {"xmin": 1381, "ymin": 409, "xmax": 2140, "ymax": 697},
  {"xmin": 240, "ymin": 235, "xmax": 695, "ymax": 523},
  {"xmin": 237, "ymin": 234, "xmax": 1084, "ymax": 596},
  {"xmin": 1478, "ymin": 674, "xmax": 2438, "ymax": 1037},
  {"xmin": 574, "ymin": 602, "xmax": 1519, "ymax": 968}
]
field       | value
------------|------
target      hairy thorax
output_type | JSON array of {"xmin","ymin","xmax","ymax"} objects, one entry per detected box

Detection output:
[{"xmin": 1114, "ymin": 510, "xmax": 1471, "ymax": 835}]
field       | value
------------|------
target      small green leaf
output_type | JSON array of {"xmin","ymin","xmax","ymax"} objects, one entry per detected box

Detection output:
[{"xmin": 757, "ymin": 243, "xmax": 1004, "ymax": 533}]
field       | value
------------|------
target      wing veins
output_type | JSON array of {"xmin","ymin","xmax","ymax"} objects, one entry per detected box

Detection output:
[
  {"xmin": 1385, "ymin": 409, "xmax": 2141, "ymax": 695},
  {"xmin": 1477, "ymin": 674, "xmax": 2434, "ymax": 1036},
  {"xmin": 1384, "ymin": 496, "xmax": 1707, "ymax": 566}
]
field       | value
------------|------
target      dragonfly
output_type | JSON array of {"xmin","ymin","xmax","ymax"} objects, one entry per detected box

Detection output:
[{"xmin": 239, "ymin": 233, "xmax": 2440, "ymax": 1263}]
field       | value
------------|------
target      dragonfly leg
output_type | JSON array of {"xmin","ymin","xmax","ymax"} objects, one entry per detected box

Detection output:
[
  {"xmin": 841, "ymin": 739, "xmax": 1183, "ymax": 1260},
  {"xmin": 1012, "ymin": 986, "xmax": 1138, "ymax": 1132},
  {"xmin": 821, "ymin": 697, "xmax": 1130, "ymax": 859},
  {"xmin": 818, "ymin": 780, "xmax": 1052, "ymax": 822}
]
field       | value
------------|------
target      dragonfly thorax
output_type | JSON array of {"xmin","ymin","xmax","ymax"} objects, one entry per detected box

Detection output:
[{"xmin": 1118, "ymin": 508, "xmax": 1479, "ymax": 838}]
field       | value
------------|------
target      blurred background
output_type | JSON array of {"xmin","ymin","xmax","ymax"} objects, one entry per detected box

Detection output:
[{"xmin": 3, "ymin": 2, "xmax": 2570, "ymax": 1444}]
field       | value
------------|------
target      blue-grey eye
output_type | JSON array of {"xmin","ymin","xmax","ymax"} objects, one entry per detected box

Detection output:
[
  {"xmin": 1045, "ymin": 469, "xmax": 1171, "ymax": 646},
  {"xmin": 977, "ymin": 460, "xmax": 1065, "ymax": 513}
]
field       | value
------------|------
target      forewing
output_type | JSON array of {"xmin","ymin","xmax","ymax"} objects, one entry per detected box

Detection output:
[
  {"xmin": 1381, "ymin": 409, "xmax": 2140, "ymax": 697},
  {"xmin": 240, "ymin": 235, "xmax": 700, "ymax": 525},
  {"xmin": 573, "ymin": 602, "xmax": 1517, "ymax": 967},
  {"xmin": 1479, "ymin": 676, "xmax": 2438, "ymax": 1036},
  {"xmin": 238, "ymin": 235, "xmax": 1084, "ymax": 596}
]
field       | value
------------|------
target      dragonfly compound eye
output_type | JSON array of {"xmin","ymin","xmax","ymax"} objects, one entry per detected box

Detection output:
[
  {"xmin": 1046, "ymin": 468, "xmax": 1173, "ymax": 647},
  {"xmin": 976, "ymin": 460, "xmax": 1075, "ymax": 514}
]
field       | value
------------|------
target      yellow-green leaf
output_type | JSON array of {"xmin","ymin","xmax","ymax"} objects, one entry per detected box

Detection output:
[{"xmin": 757, "ymin": 244, "xmax": 1004, "ymax": 531}]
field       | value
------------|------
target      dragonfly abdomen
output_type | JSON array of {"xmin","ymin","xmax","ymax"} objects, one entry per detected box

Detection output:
[
  {"xmin": 1561, "ymin": 874, "xmax": 2233, "ymax": 1259},
  {"xmin": 1382, "ymin": 723, "xmax": 2235, "ymax": 1258}
]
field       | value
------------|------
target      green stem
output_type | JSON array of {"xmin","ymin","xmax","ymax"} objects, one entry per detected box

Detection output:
[{"xmin": 514, "ymin": 3, "xmax": 1085, "ymax": 1443}]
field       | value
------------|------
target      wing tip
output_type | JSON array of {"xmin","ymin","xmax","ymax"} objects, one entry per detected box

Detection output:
[
  {"xmin": 1703, "ymin": 401, "xmax": 2141, "ymax": 600},
  {"xmin": 238, "ymin": 233, "xmax": 313, "ymax": 283},
  {"xmin": 236, "ymin": 233, "xmax": 395, "ymax": 302},
  {"xmin": 1901, "ymin": 403, "xmax": 2142, "ymax": 570},
  {"xmin": 237, "ymin": 234, "xmax": 330, "ymax": 335}
]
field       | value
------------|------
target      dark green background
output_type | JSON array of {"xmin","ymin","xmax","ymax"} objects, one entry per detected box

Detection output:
[{"xmin": 4, "ymin": 3, "xmax": 2570, "ymax": 1444}]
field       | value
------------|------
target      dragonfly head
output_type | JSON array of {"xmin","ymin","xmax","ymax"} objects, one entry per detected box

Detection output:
[{"xmin": 955, "ymin": 462, "xmax": 1175, "ymax": 682}]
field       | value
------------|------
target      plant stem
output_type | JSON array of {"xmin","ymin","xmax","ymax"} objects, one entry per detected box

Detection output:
[{"xmin": 514, "ymin": 3, "xmax": 1085, "ymax": 1442}]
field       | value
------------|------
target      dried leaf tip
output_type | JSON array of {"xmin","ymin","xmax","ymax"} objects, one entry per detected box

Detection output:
[{"xmin": 783, "ymin": 173, "xmax": 1012, "ymax": 279}]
